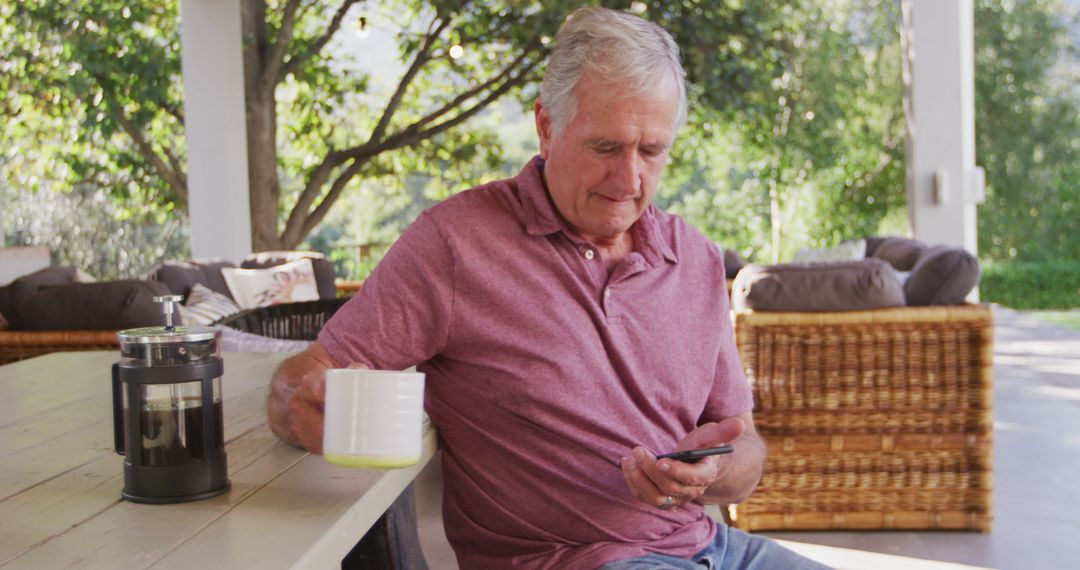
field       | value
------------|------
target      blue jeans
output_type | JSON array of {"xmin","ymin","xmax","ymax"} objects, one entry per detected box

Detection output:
[{"xmin": 597, "ymin": 525, "xmax": 831, "ymax": 570}]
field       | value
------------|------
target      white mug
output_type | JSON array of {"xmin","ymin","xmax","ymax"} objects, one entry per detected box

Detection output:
[{"xmin": 322, "ymin": 369, "xmax": 425, "ymax": 469}]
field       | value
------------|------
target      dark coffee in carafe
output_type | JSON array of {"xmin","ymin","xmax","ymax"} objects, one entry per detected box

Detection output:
[{"xmin": 138, "ymin": 400, "xmax": 225, "ymax": 466}]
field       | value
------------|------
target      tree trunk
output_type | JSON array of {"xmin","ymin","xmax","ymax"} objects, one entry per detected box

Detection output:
[
  {"xmin": 245, "ymin": 89, "xmax": 283, "ymax": 251},
  {"xmin": 241, "ymin": 0, "xmax": 283, "ymax": 252}
]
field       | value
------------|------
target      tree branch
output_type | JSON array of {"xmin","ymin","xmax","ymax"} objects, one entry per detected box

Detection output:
[
  {"xmin": 300, "ymin": 57, "xmax": 540, "ymax": 239},
  {"xmin": 412, "ymin": 41, "xmax": 541, "ymax": 133},
  {"xmin": 298, "ymin": 158, "xmax": 366, "ymax": 240},
  {"xmin": 90, "ymin": 73, "xmax": 188, "ymax": 202},
  {"xmin": 279, "ymin": 0, "xmax": 359, "ymax": 81},
  {"xmin": 283, "ymin": 32, "xmax": 541, "ymax": 245},
  {"xmin": 111, "ymin": 106, "xmax": 189, "ymax": 203},
  {"xmin": 281, "ymin": 148, "xmax": 355, "ymax": 242},
  {"xmin": 260, "ymin": 0, "xmax": 303, "ymax": 88},
  {"xmin": 369, "ymin": 13, "xmax": 454, "ymax": 144}
]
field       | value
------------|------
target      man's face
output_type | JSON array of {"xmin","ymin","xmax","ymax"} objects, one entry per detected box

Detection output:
[{"xmin": 535, "ymin": 71, "xmax": 680, "ymax": 244}]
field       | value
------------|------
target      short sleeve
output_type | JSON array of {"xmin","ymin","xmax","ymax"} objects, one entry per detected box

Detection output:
[
  {"xmin": 319, "ymin": 211, "xmax": 455, "ymax": 370},
  {"xmin": 700, "ymin": 244, "xmax": 754, "ymax": 422}
]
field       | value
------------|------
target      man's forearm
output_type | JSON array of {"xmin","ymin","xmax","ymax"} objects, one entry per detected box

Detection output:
[{"xmin": 701, "ymin": 429, "xmax": 766, "ymax": 505}]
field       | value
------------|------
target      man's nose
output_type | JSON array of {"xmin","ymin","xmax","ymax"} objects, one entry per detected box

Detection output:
[{"xmin": 611, "ymin": 152, "xmax": 643, "ymax": 198}]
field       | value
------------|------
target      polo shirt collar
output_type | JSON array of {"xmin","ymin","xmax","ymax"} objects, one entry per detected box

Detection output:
[{"xmin": 516, "ymin": 155, "xmax": 678, "ymax": 265}]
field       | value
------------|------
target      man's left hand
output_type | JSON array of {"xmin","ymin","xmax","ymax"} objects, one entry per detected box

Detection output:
[{"xmin": 620, "ymin": 417, "xmax": 746, "ymax": 510}]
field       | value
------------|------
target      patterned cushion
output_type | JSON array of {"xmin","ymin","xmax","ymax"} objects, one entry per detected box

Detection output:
[
  {"xmin": 221, "ymin": 258, "xmax": 320, "ymax": 310},
  {"xmin": 177, "ymin": 283, "xmax": 242, "ymax": 326},
  {"xmin": 241, "ymin": 251, "xmax": 337, "ymax": 300}
]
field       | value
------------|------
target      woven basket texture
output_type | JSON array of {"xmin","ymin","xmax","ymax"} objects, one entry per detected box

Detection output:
[
  {"xmin": 730, "ymin": 304, "xmax": 994, "ymax": 532},
  {"xmin": 0, "ymin": 330, "xmax": 119, "ymax": 364},
  {"xmin": 214, "ymin": 298, "xmax": 349, "ymax": 341}
]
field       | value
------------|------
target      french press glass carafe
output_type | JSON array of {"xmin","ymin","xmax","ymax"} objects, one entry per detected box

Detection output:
[{"xmin": 111, "ymin": 295, "xmax": 230, "ymax": 503}]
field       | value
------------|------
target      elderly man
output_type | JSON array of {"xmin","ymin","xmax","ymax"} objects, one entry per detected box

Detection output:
[{"xmin": 268, "ymin": 7, "xmax": 826, "ymax": 570}]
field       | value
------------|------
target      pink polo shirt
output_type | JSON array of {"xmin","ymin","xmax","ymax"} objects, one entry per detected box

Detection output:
[{"xmin": 320, "ymin": 157, "xmax": 752, "ymax": 569}]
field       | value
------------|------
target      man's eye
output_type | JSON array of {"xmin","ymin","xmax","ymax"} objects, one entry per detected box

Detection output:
[{"xmin": 595, "ymin": 145, "xmax": 618, "ymax": 154}]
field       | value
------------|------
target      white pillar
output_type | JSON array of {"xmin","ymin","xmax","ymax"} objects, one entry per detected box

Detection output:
[
  {"xmin": 905, "ymin": 0, "xmax": 983, "ymax": 254},
  {"xmin": 179, "ymin": 0, "xmax": 252, "ymax": 261}
]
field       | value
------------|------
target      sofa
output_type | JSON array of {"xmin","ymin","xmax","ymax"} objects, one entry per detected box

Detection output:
[
  {"xmin": 726, "ymin": 237, "xmax": 994, "ymax": 532},
  {"xmin": 0, "ymin": 251, "xmax": 340, "ymax": 364}
]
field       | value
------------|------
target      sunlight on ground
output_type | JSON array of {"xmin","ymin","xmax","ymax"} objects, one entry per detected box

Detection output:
[
  {"xmin": 1026, "ymin": 310, "xmax": 1080, "ymax": 332},
  {"xmin": 777, "ymin": 540, "xmax": 993, "ymax": 570}
]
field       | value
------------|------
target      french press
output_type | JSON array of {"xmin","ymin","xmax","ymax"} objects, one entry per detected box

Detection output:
[{"xmin": 111, "ymin": 295, "xmax": 230, "ymax": 503}]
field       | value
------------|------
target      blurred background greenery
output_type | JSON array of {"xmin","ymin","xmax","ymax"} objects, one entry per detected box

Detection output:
[{"xmin": 1, "ymin": 0, "xmax": 1077, "ymax": 310}]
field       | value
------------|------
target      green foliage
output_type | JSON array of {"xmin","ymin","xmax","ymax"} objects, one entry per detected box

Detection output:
[
  {"xmin": 980, "ymin": 260, "xmax": 1080, "ymax": 309},
  {"xmin": 1, "ymin": 182, "xmax": 189, "ymax": 279},
  {"xmin": 661, "ymin": 1, "xmax": 905, "ymax": 263},
  {"xmin": 0, "ymin": 1, "xmax": 185, "ymax": 210},
  {"xmin": 2, "ymin": 0, "xmax": 1077, "ymax": 279},
  {"xmin": 974, "ymin": 0, "xmax": 1080, "ymax": 262}
]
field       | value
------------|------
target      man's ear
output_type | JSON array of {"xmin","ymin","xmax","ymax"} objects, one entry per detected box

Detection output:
[{"xmin": 534, "ymin": 100, "xmax": 553, "ymax": 160}]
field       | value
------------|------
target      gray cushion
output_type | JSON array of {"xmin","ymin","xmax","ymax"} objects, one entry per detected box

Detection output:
[
  {"xmin": 191, "ymin": 258, "xmax": 237, "ymax": 298},
  {"xmin": 872, "ymin": 237, "xmax": 927, "ymax": 271},
  {"xmin": 241, "ymin": 251, "xmax": 337, "ymax": 300},
  {"xmin": 904, "ymin": 246, "xmax": 981, "ymax": 306},
  {"xmin": 733, "ymin": 259, "xmax": 905, "ymax": 312},
  {"xmin": 19, "ymin": 280, "xmax": 176, "ymax": 331},
  {"xmin": 723, "ymin": 249, "xmax": 745, "ymax": 279},
  {"xmin": 862, "ymin": 236, "xmax": 890, "ymax": 258},
  {"xmin": 0, "ymin": 266, "xmax": 78, "ymax": 330},
  {"xmin": 150, "ymin": 260, "xmax": 236, "ymax": 300}
]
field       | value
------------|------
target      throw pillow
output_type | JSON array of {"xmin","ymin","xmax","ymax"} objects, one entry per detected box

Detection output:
[
  {"xmin": 150, "ymin": 260, "xmax": 236, "ymax": 300},
  {"xmin": 241, "ymin": 250, "xmax": 337, "ymax": 300},
  {"xmin": 221, "ymin": 258, "xmax": 320, "ymax": 310},
  {"xmin": 177, "ymin": 283, "xmax": 242, "ymax": 326},
  {"xmin": 732, "ymin": 258, "xmax": 905, "ymax": 312},
  {"xmin": 723, "ymin": 248, "xmax": 746, "ymax": 279},
  {"xmin": 191, "ymin": 258, "xmax": 237, "ymax": 298},
  {"xmin": 0, "ymin": 266, "xmax": 79, "ymax": 330},
  {"xmin": 904, "ymin": 245, "xmax": 981, "ymax": 305},
  {"xmin": 792, "ymin": 239, "xmax": 866, "ymax": 264},
  {"xmin": 872, "ymin": 237, "xmax": 927, "ymax": 271},
  {"xmin": 19, "ymin": 280, "xmax": 175, "ymax": 331},
  {"xmin": 863, "ymin": 236, "xmax": 890, "ymax": 258}
]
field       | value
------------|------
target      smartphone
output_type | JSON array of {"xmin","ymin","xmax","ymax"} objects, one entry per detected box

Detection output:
[{"xmin": 656, "ymin": 444, "xmax": 734, "ymax": 463}]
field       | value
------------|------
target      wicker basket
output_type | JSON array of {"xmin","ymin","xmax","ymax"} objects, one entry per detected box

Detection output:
[
  {"xmin": 729, "ymin": 304, "xmax": 993, "ymax": 532},
  {"xmin": 214, "ymin": 298, "xmax": 349, "ymax": 341},
  {"xmin": 0, "ymin": 330, "xmax": 120, "ymax": 365}
]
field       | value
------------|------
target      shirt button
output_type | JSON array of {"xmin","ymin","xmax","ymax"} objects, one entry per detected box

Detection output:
[
  {"xmin": 584, "ymin": 249, "xmax": 595, "ymax": 260},
  {"xmin": 604, "ymin": 287, "xmax": 612, "ymax": 299}
]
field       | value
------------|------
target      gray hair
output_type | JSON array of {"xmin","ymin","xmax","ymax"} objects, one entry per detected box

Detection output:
[{"xmin": 540, "ymin": 7, "xmax": 688, "ymax": 135}]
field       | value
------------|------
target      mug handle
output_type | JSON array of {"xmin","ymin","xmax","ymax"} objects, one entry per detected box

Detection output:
[{"xmin": 111, "ymin": 363, "xmax": 125, "ymax": 455}]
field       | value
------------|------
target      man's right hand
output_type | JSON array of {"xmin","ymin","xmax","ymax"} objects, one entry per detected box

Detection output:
[{"xmin": 266, "ymin": 342, "xmax": 340, "ymax": 453}]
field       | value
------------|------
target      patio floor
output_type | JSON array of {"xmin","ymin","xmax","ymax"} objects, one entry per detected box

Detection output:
[{"xmin": 413, "ymin": 305, "xmax": 1080, "ymax": 569}]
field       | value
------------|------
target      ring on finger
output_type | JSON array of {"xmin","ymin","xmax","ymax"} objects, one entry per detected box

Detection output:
[{"xmin": 658, "ymin": 495, "xmax": 675, "ymax": 509}]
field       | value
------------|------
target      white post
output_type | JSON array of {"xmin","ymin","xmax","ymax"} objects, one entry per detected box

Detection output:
[
  {"xmin": 905, "ymin": 0, "xmax": 983, "ymax": 254},
  {"xmin": 179, "ymin": 0, "xmax": 252, "ymax": 261}
]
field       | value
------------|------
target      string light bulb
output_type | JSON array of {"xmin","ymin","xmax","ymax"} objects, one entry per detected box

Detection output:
[{"xmin": 355, "ymin": 16, "xmax": 370, "ymax": 39}]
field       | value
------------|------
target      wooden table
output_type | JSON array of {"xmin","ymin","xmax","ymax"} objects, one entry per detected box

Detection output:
[{"xmin": 0, "ymin": 351, "xmax": 438, "ymax": 569}]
